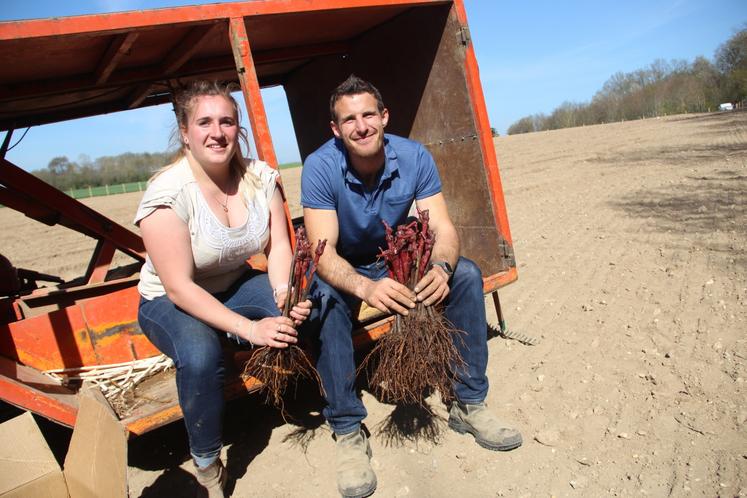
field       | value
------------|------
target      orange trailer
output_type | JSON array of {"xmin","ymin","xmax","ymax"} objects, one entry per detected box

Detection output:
[{"xmin": 0, "ymin": 0, "xmax": 517, "ymax": 436}]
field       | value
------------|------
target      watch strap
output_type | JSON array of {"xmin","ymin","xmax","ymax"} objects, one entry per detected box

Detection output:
[{"xmin": 430, "ymin": 260, "xmax": 454, "ymax": 277}]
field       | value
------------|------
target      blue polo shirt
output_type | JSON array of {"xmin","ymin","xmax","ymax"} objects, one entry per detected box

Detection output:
[{"xmin": 301, "ymin": 134, "xmax": 442, "ymax": 266}]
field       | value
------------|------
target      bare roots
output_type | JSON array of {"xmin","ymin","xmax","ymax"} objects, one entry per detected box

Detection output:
[
  {"xmin": 360, "ymin": 304, "xmax": 465, "ymax": 407},
  {"xmin": 241, "ymin": 345, "xmax": 323, "ymax": 416}
]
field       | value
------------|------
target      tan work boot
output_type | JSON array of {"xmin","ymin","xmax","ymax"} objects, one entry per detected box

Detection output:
[
  {"xmin": 448, "ymin": 401, "xmax": 523, "ymax": 451},
  {"xmin": 335, "ymin": 428, "xmax": 377, "ymax": 498},
  {"xmin": 194, "ymin": 458, "xmax": 226, "ymax": 498}
]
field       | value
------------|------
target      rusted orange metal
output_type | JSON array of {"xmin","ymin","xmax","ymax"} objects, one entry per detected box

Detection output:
[
  {"xmin": 85, "ymin": 240, "xmax": 117, "ymax": 284},
  {"xmin": 453, "ymin": 1, "xmax": 517, "ymax": 290},
  {"xmin": 229, "ymin": 16, "xmax": 277, "ymax": 167},
  {"xmin": 0, "ymin": 285, "xmax": 158, "ymax": 371},
  {"xmin": 456, "ymin": 17, "xmax": 515, "ymax": 242},
  {"xmin": 0, "ymin": 1, "xmax": 447, "ymax": 41},
  {"xmin": 0, "ymin": 355, "xmax": 78, "ymax": 427},
  {"xmin": 228, "ymin": 15, "xmax": 297, "ymax": 242},
  {"xmin": 3, "ymin": 303, "xmax": 96, "ymax": 371}
]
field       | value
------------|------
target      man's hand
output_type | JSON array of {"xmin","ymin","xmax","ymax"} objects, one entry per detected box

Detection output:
[
  {"xmin": 414, "ymin": 266, "xmax": 450, "ymax": 306},
  {"xmin": 362, "ymin": 278, "xmax": 417, "ymax": 315}
]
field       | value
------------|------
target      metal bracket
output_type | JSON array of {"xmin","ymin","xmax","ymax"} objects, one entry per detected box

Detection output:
[
  {"xmin": 458, "ymin": 26, "xmax": 471, "ymax": 46},
  {"xmin": 498, "ymin": 237, "xmax": 516, "ymax": 268}
]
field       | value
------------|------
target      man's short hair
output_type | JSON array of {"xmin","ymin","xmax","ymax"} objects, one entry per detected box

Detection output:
[{"xmin": 329, "ymin": 75, "xmax": 386, "ymax": 122}]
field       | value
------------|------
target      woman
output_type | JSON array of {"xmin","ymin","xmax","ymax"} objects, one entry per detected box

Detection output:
[{"xmin": 134, "ymin": 80, "xmax": 310, "ymax": 496}]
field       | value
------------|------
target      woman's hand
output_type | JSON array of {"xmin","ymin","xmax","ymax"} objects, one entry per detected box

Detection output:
[
  {"xmin": 288, "ymin": 299, "xmax": 312, "ymax": 326},
  {"xmin": 275, "ymin": 289, "xmax": 312, "ymax": 326},
  {"xmin": 237, "ymin": 316, "xmax": 298, "ymax": 349}
]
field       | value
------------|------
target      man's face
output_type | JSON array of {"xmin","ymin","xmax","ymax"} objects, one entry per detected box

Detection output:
[{"xmin": 331, "ymin": 92, "xmax": 389, "ymax": 160}]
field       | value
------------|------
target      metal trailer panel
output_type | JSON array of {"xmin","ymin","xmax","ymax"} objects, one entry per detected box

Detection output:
[{"xmin": 284, "ymin": 3, "xmax": 516, "ymax": 277}]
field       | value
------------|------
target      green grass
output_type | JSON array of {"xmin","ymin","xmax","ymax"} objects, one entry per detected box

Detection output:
[
  {"xmin": 57, "ymin": 163, "xmax": 301, "ymax": 201},
  {"xmin": 67, "ymin": 181, "xmax": 147, "ymax": 199}
]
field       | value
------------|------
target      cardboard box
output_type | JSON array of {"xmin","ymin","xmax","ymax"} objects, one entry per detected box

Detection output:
[
  {"xmin": 0, "ymin": 385, "xmax": 128, "ymax": 498},
  {"xmin": 0, "ymin": 412, "xmax": 68, "ymax": 498},
  {"xmin": 63, "ymin": 386, "xmax": 127, "ymax": 498}
]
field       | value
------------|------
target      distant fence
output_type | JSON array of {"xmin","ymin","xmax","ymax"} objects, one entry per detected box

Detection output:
[
  {"xmin": 66, "ymin": 181, "xmax": 146, "ymax": 200},
  {"xmin": 63, "ymin": 164, "xmax": 301, "ymax": 200}
]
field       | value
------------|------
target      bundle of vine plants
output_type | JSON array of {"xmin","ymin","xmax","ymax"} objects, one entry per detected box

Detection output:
[
  {"xmin": 242, "ymin": 227, "xmax": 326, "ymax": 412},
  {"xmin": 360, "ymin": 209, "xmax": 465, "ymax": 407}
]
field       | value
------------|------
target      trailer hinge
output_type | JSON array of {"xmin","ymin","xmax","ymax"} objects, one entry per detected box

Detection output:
[
  {"xmin": 498, "ymin": 237, "xmax": 516, "ymax": 268},
  {"xmin": 458, "ymin": 26, "xmax": 471, "ymax": 47}
]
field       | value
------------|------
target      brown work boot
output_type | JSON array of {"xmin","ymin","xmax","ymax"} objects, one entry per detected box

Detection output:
[
  {"xmin": 335, "ymin": 428, "xmax": 377, "ymax": 498},
  {"xmin": 448, "ymin": 401, "xmax": 523, "ymax": 451},
  {"xmin": 194, "ymin": 458, "xmax": 226, "ymax": 498}
]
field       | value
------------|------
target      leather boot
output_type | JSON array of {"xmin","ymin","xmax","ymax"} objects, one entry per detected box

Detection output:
[
  {"xmin": 448, "ymin": 401, "xmax": 523, "ymax": 451},
  {"xmin": 335, "ymin": 428, "xmax": 377, "ymax": 498},
  {"xmin": 194, "ymin": 458, "xmax": 226, "ymax": 498}
]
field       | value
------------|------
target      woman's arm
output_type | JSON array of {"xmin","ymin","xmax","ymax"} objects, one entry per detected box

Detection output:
[
  {"xmin": 140, "ymin": 206, "xmax": 297, "ymax": 347},
  {"xmin": 265, "ymin": 188, "xmax": 312, "ymax": 323},
  {"xmin": 264, "ymin": 188, "xmax": 293, "ymax": 293}
]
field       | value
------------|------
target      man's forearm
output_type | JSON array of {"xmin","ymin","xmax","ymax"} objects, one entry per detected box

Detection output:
[
  {"xmin": 429, "ymin": 227, "xmax": 460, "ymax": 269},
  {"xmin": 316, "ymin": 251, "xmax": 373, "ymax": 300}
]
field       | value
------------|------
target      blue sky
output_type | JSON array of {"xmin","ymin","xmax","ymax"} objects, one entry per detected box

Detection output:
[{"xmin": 2, "ymin": 0, "xmax": 745, "ymax": 171}]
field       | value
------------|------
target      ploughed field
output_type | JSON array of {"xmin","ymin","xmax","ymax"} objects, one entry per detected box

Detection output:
[{"xmin": 1, "ymin": 111, "xmax": 745, "ymax": 496}]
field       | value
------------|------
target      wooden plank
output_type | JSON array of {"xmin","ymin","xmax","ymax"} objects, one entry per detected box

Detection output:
[
  {"xmin": 126, "ymin": 23, "xmax": 219, "ymax": 109},
  {"xmin": 94, "ymin": 31, "xmax": 139, "ymax": 84},
  {"xmin": 161, "ymin": 23, "xmax": 220, "ymax": 75},
  {"xmin": 121, "ymin": 363, "xmax": 263, "ymax": 436}
]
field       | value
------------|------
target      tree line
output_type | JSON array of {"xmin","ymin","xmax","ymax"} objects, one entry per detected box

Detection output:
[
  {"xmin": 32, "ymin": 151, "xmax": 302, "ymax": 191},
  {"xmin": 33, "ymin": 151, "xmax": 173, "ymax": 191},
  {"xmin": 507, "ymin": 26, "xmax": 747, "ymax": 135}
]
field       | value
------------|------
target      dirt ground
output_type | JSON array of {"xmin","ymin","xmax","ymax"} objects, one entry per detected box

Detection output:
[{"xmin": 1, "ymin": 111, "xmax": 745, "ymax": 497}]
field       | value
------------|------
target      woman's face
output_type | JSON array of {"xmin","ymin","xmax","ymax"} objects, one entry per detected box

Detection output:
[{"xmin": 181, "ymin": 94, "xmax": 239, "ymax": 170}]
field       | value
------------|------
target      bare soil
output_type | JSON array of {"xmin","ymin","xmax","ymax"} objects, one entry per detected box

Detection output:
[{"xmin": 1, "ymin": 111, "xmax": 745, "ymax": 497}]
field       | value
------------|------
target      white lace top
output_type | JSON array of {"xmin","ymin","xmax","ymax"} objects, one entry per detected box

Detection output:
[{"xmin": 134, "ymin": 157, "xmax": 278, "ymax": 300}]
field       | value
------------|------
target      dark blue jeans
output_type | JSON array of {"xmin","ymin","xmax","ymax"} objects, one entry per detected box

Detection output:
[
  {"xmin": 137, "ymin": 270, "xmax": 279, "ymax": 465},
  {"xmin": 307, "ymin": 256, "xmax": 489, "ymax": 435}
]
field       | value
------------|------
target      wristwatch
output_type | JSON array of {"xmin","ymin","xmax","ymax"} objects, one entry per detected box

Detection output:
[{"xmin": 430, "ymin": 261, "xmax": 454, "ymax": 278}]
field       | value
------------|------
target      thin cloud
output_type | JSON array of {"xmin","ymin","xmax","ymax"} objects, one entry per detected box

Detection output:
[
  {"xmin": 603, "ymin": 0, "xmax": 697, "ymax": 53},
  {"xmin": 481, "ymin": 0, "xmax": 699, "ymax": 84},
  {"xmin": 94, "ymin": 0, "xmax": 144, "ymax": 14}
]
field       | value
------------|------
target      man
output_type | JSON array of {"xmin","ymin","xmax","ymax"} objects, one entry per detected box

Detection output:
[{"xmin": 302, "ymin": 75, "xmax": 522, "ymax": 498}]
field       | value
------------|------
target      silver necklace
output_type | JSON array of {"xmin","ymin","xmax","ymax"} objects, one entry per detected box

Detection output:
[{"xmin": 215, "ymin": 190, "xmax": 229, "ymax": 212}]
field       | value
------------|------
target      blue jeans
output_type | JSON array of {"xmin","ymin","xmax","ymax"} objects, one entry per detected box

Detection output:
[
  {"xmin": 137, "ymin": 270, "xmax": 280, "ymax": 465},
  {"xmin": 307, "ymin": 256, "xmax": 489, "ymax": 434}
]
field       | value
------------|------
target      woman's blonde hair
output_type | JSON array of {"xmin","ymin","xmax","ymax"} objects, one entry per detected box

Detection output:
[{"xmin": 151, "ymin": 80, "xmax": 262, "ymax": 202}]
